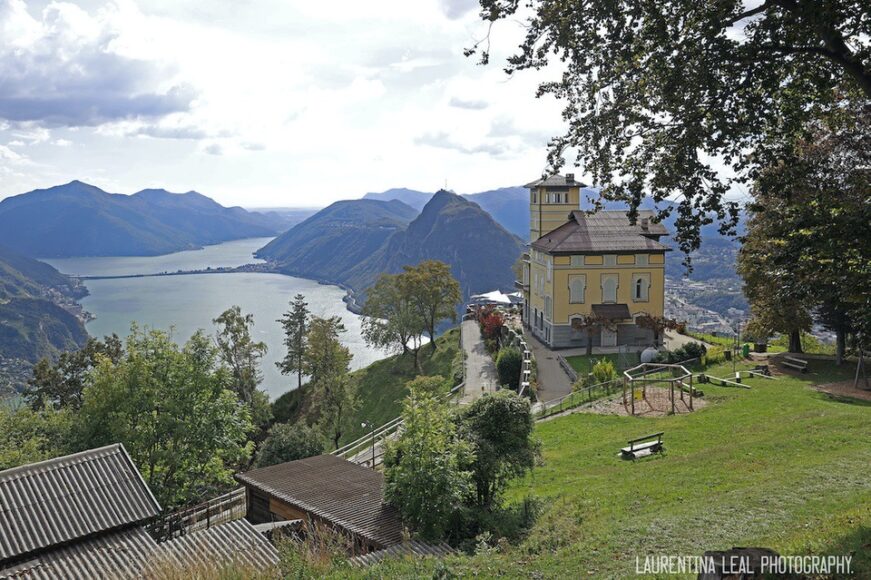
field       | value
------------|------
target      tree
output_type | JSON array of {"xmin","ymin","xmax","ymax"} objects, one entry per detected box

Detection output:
[
  {"xmin": 362, "ymin": 273, "xmax": 426, "ymax": 373},
  {"xmin": 304, "ymin": 316, "xmax": 356, "ymax": 450},
  {"xmin": 383, "ymin": 383, "xmax": 472, "ymax": 540},
  {"xmin": 213, "ymin": 306, "xmax": 268, "ymax": 406},
  {"xmin": 571, "ymin": 315, "xmax": 616, "ymax": 357},
  {"xmin": 455, "ymin": 391, "xmax": 539, "ymax": 510},
  {"xmin": 76, "ymin": 326, "xmax": 254, "ymax": 508},
  {"xmin": 24, "ymin": 335, "xmax": 123, "ymax": 410},
  {"xmin": 737, "ymin": 100, "xmax": 870, "ymax": 355},
  {"xmin": 495, "ymin": 347, "xmax": 523, "ymax": 391},
  {"xmin": 635, "ymin": 314, "xmax": 678, "ymax": 346},
  {"xmin": 0, "ymin": 405, "xmax": 73, "ymax": 471},
  {"xmin": 255, "ymin": 422, "xmax": 325, "ymax": 468},
  {"xmin": 402, "ymin": 261, "xmax": 461, "ymax": 353},
  {"xmin": 470, "ymin": 0, "xmax": 870, "ymax": 260},
  {"xmin": 277, "ymin": 294, "xmax": 310, "ymax": 389}
]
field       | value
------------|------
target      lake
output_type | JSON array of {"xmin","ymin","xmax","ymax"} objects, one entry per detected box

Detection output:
[{"xmin": 47, "ymin": 239, "xmax": 387, "ymax": 399}]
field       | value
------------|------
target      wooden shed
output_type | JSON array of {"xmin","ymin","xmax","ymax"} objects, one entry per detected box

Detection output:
[{"xmin": 235, "ymin": 455, "xmax": 404, "ymax": 554}]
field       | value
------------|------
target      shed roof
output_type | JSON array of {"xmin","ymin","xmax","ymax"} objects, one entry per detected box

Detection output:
[
  {"xmin": 0, "ymin": 444, "xmax": 160, "ymax": 564},
  {"xmin": 236, "ymin": 455, "xmax": 404, "ymax": 548},
  {"xmin": 0, "ymin": 519, "xmax": 278, "ymax": 579},
  {"xmin": 531, "ymin": 210, "xmax": 670, "ymax": 254},
  {"xmin": 151, "ymin": 518, "xmax": 279, "ymax": 574},
  {"xmin": 349, "ymin": 540, "xmax": 455, "ymax": 567}
]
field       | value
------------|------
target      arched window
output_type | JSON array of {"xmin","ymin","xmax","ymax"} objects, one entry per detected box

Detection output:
[
  {"xmin": 632, "ymin": 273, "xmax": 650, "ymax": 302},
  {"xmin": 569, "ymin": 276, "xmax": 586, "ymax": 303},
  {"xmin": 601, "ymin": 274, "xmax": 618, "ymax": 303}
]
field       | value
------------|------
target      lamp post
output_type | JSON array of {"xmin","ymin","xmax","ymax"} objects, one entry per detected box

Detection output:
[{"xmin": 362, "ymin": 421, "xmax": 375, "ymax": 467}]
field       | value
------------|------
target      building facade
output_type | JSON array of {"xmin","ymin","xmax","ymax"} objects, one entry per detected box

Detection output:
[{"xmin": 519, "ymin": 174, "xmax": 669, "ymax": 349}]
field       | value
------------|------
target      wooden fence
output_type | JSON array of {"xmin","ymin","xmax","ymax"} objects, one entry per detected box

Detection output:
[{"xmin": 146, "ymin": 487, "xmax": 247, "ymax": 542}]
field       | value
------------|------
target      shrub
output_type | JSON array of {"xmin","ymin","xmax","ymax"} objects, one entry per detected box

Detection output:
[
  {"xmin": 495, "ymin": 347, "xmax": 523, "ymax": 390},
  {"xmin": 590, "ymin": 357, "xmax": 618, "ymax": 384},
  {"xmin": 680, "ymin": 341, "xmax": 707, "ymax": 360},
  {"xmin": 255, "ymin": 422, "xmax": 325, "ymax": 467}
]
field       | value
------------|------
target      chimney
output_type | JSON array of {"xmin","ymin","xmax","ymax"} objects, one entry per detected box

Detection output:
[
  {"xmin": 565, "ymin": 173, "xmax": 575, "ymax": 182},
  {"xmin": 641, "ymin": 217, "xmax": 649, "ymax": 231}
]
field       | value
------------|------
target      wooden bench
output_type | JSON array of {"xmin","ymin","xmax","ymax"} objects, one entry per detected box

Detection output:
[
  {"xmin": 620, "ymin": 432, "xmax": 664, "ymax": 459},
  {"xmin": 781, "ymin": 355, "xmax": 809, "ymax": 373},
  {"xmin": 753, "ymin": 364, "xmax": 771, "ymax": 376}
]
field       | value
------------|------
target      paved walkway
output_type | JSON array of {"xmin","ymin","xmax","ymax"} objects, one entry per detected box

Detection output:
[
  {"xmin": 664, "ymin": 329, "xmax": 708, "ymax": 350},
  {"xmin": 525, "ymin": 332, "xmax": 574, "ymax": 403},
  {"xmin": 461, "ymin": 319, "xmax": 498, "ymax": 403}
]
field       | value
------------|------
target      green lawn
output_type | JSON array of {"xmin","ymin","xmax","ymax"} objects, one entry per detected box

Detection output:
[{"xmin": 330, "ymin": 358, "xmax": 871, "ymax": 578}]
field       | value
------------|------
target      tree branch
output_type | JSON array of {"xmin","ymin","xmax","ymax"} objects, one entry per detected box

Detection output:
[{"xmin": 724, "ymin": 2, "xmax": 770, "ymax": 27}]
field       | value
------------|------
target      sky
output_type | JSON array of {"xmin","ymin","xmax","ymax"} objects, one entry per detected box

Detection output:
[{"xmin": 0, "ymin": 0, "xmax": 570, "ymax": 207}]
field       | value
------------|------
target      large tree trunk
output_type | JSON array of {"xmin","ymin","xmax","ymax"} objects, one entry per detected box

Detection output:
[
  {"xmin": 789, "ymin": 329, "xmax": 803, "ymax": 353},
  {"xmin": 835, "ymin": 328, "xmax": 846, "ymax": 365}
]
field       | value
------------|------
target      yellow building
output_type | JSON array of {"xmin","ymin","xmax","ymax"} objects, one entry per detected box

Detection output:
[{"xmin": 519, "ymin": 174, "xmax": 669, "ymax": 349}]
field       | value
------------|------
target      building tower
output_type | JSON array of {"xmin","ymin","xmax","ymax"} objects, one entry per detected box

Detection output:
[{"xmin": 525, "ymin": 173, "xmax": 584, "ymax": 241}]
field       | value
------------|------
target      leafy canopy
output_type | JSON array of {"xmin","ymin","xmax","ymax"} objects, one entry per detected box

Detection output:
[
  {"xmin": 75, "ymin": 326, "xmax": 254, "ymax": 508},
  {"xmin": 255, "ymin": 422, "xmax": 325, "ymax": 468},
  {"xmin": 471, "ymin": 0, "xmax": 871, "ymax": 260}
]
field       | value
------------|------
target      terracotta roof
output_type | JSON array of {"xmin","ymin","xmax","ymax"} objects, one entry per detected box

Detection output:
[
  {"xmin": 0, "ymin": 444, "xmax": 161, "ymax": 564},
  {"xmin": 591, "ymin": 303, "xmax": 632, "ymax": 320},
  {"xmin": 524, "ymin": 174, "xmax": 587, "ymax": 188},
  {"xmin": 531, "ymin": 210, "xmax": 670, "ymax": 254},
  {"xmin": 236, "ymin": 455, "xmax": 404, "ymax": 548}
]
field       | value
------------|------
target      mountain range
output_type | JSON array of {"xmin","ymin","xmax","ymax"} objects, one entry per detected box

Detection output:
[
  {"xmin": 0, "ymin": 181, "xmax": 295, "ymax": 258},
  {"xmin": 366, "ymin": 186, "xmax": 745, "ymax": 282},
  {"xmin": 258, "ymin": 191, "xmax": 524, "ymax": 303}
]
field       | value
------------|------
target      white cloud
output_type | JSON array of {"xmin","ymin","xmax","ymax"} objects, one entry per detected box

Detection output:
[
  {"xmin": 0, "ymin": 0, "xmax": 570, "ymax": 206},
  {"xmin": 0, "ymin": 0, "xmax": 194, "ymax": 126}
]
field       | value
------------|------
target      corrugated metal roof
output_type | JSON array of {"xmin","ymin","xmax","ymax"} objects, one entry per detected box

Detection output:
[
  {"xmin": 524, "ymin": 174, "xmax": 587, "ymax": 188},
  {"xmin": 0, "ymin": 444, "xmax": 161, "ymax": 564},
  {"xmin": 348, "ymin": 540, "xmax": 455, "ymax": 567},
  {"xmin": 531, "ymin": 210, "xmax": 671, "ymax": 253},
  {"xmin": 0, "ymin": 520, "xmax": 279, "ymax": 579},
  {"xmin": 0, "ymin": 527, "xmax": 155, "ymax": 579},
  {"xmin": 236, "ymin": 454, "xmax": 404, "ymax": 548},
  {"xmin": 150, "ymin": 519, "xmax": 279, "ymax": 575}
]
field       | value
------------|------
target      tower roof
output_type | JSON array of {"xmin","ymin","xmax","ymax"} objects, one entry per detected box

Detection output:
[{"xmin": 524, "ymin": 174, "xmax": 587, "ymax": 189}]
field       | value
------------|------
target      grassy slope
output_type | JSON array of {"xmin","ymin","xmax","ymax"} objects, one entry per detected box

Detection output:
[
  {"xmin": 341, "ymin": 327, "xmax": 461, "ymax": 444},
  {"xmin": 272, "ymin": 328, "xmax": 461, "ymax": 446},
  {"xmin": 322, "ymin": 359, "xmax": 871, "ymax": 578}
]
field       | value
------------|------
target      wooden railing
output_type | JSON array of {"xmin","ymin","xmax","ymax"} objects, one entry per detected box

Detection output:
[{"xmin": 147, "ymin": 487, "xmax": 247, "ymax": 542}]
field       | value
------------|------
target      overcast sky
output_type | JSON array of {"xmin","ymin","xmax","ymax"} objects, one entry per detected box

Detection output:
[{"xmin": 0, "ymin": 0, "xmax": 573, "ymax": 207}]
